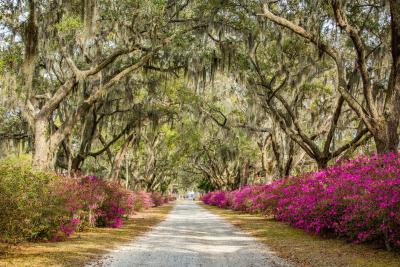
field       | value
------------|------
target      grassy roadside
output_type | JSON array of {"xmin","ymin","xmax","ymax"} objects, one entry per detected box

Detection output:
[
  {"xmin": 201, "ymin": 203, "xmax": 400, "ymax": 267},
  {"xmin": 0, "ymin": 204, "xmax": 174, "ymax": 267}
]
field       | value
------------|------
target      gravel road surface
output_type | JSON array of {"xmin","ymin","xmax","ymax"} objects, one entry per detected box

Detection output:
[{"xmin": 87, "ymin": 200, "xmax": 290, "ymax": 267}]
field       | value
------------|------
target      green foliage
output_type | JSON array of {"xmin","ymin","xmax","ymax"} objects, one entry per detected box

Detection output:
[
  {"xmin": 0, "ymin": 156, "xmax": 66, "ymax": 243},
  {"xmin": 302, "ymin": 82, "xmax": 332, "ymax": 95},
  {"xmin": 0, "ymin": 46, "xmax": 23, "ymax": 74},
  {"xmin": 197, "ymin": 177, "xmax": 216, "ymax": 193},
  {"xmin": 54, "ymin": 15, "xmax": 83, "ymax": 32},
  {"xmin": 0, "ymin": 59, "xmax": 6, "ymax": 74}
]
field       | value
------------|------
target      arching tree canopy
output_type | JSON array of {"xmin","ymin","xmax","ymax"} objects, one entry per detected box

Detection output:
[{"xmin": 1, "ymin": 0, "xmax": 399, "ymax": 191}]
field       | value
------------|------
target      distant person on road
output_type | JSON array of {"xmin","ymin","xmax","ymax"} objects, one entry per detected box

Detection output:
[{"xmin": 187, "ymin": 191, "xmax": 195, "ymax": 200}]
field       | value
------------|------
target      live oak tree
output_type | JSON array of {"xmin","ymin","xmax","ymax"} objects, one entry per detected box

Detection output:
[
  {"xmin": 195, "ymin": 0, "xmax": 372, "ymax": 169},
  {"xmin": 259, "ymin": 0, "xmax": 400, "ymax": 153}
]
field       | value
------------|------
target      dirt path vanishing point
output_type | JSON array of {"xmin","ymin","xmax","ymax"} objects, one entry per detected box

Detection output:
[{"xmin": 87, "ymin": 200, "xmax": 291, "ymax": 267}]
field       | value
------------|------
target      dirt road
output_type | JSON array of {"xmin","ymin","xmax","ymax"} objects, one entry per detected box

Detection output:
[{"xmin": 87, "ymin": 200, "xmax": 289, "ymax": 267}]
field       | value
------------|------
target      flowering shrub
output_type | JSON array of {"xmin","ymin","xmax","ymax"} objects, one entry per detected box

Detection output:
[
  {"xmin": 150, "ymin": 192, "xmax": 175, "ymax": 206},
  {"xmin": 60, "ymin": 218, "xmax": 80, "ymax": 238},
  {"xmin": 132, "ymin": 191, "xmax": 154, "ymax": 211},
  {"xmin": 0, "ymin": 156, "xmax": 172, "ymax": 243},
  {"xmin": 97, "ymin": 182, "xmax": 138, "ymax": 228},
  {"xmin": 54, "ymin": 175, "xmax": 107, "ymax": 228},
  {"xmin": 55, "ymin": 176, "xmax": 167, "ymax": 232},
  {"xmin": 54, "ymin": 176, "xmax": 176, "ymax": 237},
  {"xmin": 150, "ymin": 192, "xmax": 164, "ymax": 207},
  {"xmin": 164, "ymin": 195, "xmax": 177, "ymax": 203},
  {"xmin": 201, "ymin": 153, "xmax": 400, "ymax": 250},
  {"xmin": 208, "ymin": 191, "xmax": 230, "ymax": 208}
]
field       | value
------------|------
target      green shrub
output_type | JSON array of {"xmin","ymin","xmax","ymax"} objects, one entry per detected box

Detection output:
[{"xmin": 0, "ymin": 156, "xmax": 66, "ymax": 243}]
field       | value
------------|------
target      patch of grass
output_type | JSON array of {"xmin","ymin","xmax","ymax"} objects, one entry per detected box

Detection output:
[
  {"xmin": 0, "ymin": 204, "xmax": 174, "ymax": 267},
  {"xmin": 201, "ymin": 203, "xmax": 400, "ymax": 267}
]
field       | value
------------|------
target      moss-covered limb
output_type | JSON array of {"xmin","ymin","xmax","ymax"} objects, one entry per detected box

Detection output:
[
  {"xmin": 0, "ymin": 204, "xmax": 174, "ymax": 267},
  {"xmin": 201, "ymin": 204, "xmax": 400, "ymax": 267}
]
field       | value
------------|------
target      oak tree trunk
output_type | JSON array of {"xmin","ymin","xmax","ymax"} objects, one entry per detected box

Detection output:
[
  {"xmin": 33, "ymin": 118, "xmax": 52, "ymax": 170},
  {"xmin": 317, "ymin": 159, "xmax": 328, "ymax": 170},
  {"xmin": 110, "ymin": 132, "xmax": 135, "ymax": 180},
  {"xmin": 374, "ymin": 122, "xmax": 399, "ymax": 153}
]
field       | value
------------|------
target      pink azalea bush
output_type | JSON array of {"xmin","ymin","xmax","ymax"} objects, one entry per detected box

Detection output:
[
  {"xmin": 60, "ymin": 218, "xmax": 81, "ymax": 238},
  {"xmin": 54, "ymin": 175, "xmax": 174, "ymax": 238},
  {"xmin": 150, "ymin": 192, "xmax": 175, "ymax": 206},
  {"xmin": 54, "ymin": 175, "xmax": 107, "ymax": 228},
  {"xmin": 150, "ymin": 192, "xmax": 164, "ymax": 207},
  {"xmin": 132, "ymin": 191, "xmax": 154, "ymax": 211},
  {"xmin": 201, "ymin": 153, "xmax": 400, "ymax": 250},
  {"xmin": 54, "ymin": 176, "xmax": 176, "ymax": 238}
]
